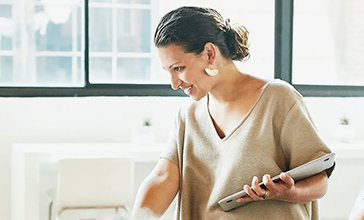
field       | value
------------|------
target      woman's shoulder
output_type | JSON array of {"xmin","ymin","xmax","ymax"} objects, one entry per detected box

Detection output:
[
  {"xmin": 256, "ymin": 78, "xmax": 305, "ymax": 113},
  {"xmin": 176, "ymin": 97, "xmax": 206, "ymax": 120},
  {"xmin": 265, "ymin": 79, "xmax": 303, "ymax": 101}
]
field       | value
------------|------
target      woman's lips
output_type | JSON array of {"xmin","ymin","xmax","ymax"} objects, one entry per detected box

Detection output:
[{"xmin": 183, "ymin": 85, "xmax": 193, "ymax": 95}]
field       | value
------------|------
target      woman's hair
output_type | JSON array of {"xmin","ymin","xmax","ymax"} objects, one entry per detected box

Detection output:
[{"xmin": 154, "ymin": 6, "xmax": 250, "ymax": 61}]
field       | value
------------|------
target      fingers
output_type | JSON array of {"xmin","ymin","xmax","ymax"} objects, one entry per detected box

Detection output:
[
  {"xmin": 262, "ymin": 174, "xmax": 273, "ymax": 189},
  {"xmin": 243, "ymin": 184, "xmax": 262, "ymax": 200},
  {"xmin": 236, "ymin": 196, "xmax": 252, "ymax": 203},
  {"xmin": 238, "ymin": 174, "xmax": 296, "ymax": 202},
  {"xmin": 262, "ymin": 172, "xmax": 294, "ymax": 188},
  {"xmin": 279, "ymin": 172, "xmax": 295, "ymax": 188},
  {"xmin": 251, "ymin": 176, "xmax": 266, "ymax": 197},
  {"xmin": 236, "ymin": 176, "xmax": 265, "ymax": 202},
  {"xmin": 241, "ymin": 176, "xmax": 266, "ymax": 201},
  {"xmin": 262, "ymin": 173, "xmax": 295, "ymax": 200}
]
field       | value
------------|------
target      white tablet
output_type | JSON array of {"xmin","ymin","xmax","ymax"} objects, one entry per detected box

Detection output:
[{"xmin": 218, "ymin": 152, "xmax": 336, "ymax": 212}]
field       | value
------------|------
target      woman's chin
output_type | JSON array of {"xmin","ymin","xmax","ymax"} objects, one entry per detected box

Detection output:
[{"xmin": 190, "ymin": 93, "xmax": 207, "ymax": 102}]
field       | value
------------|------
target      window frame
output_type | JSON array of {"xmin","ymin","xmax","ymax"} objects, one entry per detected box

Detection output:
[
  {"xmin": 0, "ymin": 0, "xmax": 363, "ymax": 97},
  {"xmin": 276, "ymin": 0, "xmax": 364, "ymax": 97}
]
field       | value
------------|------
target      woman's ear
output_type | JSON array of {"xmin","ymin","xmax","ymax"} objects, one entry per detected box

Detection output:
[{"xmin": 204, "ymin": 42, "xmax": 217, "ymax": 65}]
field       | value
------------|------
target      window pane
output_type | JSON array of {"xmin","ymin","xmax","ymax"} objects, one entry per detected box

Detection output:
[
  {"xmin": 35, "ymin": 6, "xmax": 73, "ymax": 52},
  {"xmin": 117, "ymin": 58, "xmax": 151, "ymax": 83},
  {"xmin": 89, "ymin": 3, "xmax": 155, "ymax": 84},
  {"xmin": 0, "ymin": 56, "xmax": 13, "ymax": 84},
  {"xmin": 89, "ymin": 58, "xmax": 154, "ymax": 84},
  {"xmin": 0, "ymin": 4, "xmax": 13, "ymax": 51},
  {"xmin": 89, "ymin": 57, "xmax": 112, "ymax": 83},
  {"xmin": 117, "ymin": 9, "xmax": 151, "ymax": 53},
  {"xmin": 293, "ymin": 0, "xmax": 364, "ymax": 85},
  {"xmin": 89, "ymin": 7, "xmax": 112, "ymax": 52},
  {"xmin": 36, "ymin": 57, "xmax": 73, "ymax": 85}
]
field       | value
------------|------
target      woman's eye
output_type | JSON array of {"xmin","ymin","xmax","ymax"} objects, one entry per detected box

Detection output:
[{"xmin": 174, "ymin": 67, "xmax": 184, "ymax": 72}]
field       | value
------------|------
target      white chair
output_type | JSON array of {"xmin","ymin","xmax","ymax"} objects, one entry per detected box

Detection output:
[
  {"xmin": 349, "ymin": 186, "xmax": 364, "ymax": 220},
  {"xmin": 49, "ymin": 157, "xmax": 135, "ymax": 220}
]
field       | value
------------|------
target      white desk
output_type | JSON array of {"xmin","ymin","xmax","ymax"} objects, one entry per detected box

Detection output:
[{"xmin": 11, "ymin": 143, "xmax": 165, "ymax": 220}]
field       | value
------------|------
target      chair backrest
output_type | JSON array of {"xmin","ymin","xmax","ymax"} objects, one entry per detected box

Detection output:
[{"xmin": 55, "ymin": 157, "xmax": 134, "ymax": 208}]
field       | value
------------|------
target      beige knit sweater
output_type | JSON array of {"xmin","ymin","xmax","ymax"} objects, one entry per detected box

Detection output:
[{"xmin": 160, "ymin": 79, "xmax": 334, "ymax": 220}]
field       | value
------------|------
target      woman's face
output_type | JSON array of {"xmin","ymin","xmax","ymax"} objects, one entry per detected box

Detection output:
[{"xmin": 158, "ymin": 44, "xmax": 212, "ymax": 101}]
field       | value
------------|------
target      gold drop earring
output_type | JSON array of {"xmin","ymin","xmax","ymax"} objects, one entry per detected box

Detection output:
[{"xmin": 204, "ymin": 65, "xmax": 219, "ymax": 76}]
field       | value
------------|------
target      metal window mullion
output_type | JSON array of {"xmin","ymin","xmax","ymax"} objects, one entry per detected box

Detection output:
[
  {"xmin": 88, "ymin": 52, "xmax": 152, "ymax": 58},
  {"xmin": 0, "ymin": 51, "xmax": 14, "ymax": 56},
  {"xmin": 84, "ymin": 0, "xmax": 90, "ymax": 86},
  {"xmin": 88, "ymin": 2, "xmax": 151, "ymax": 10},
  {"xmin": 33, "ymin": 1, "xmax": 82, "ymax": 7},
  {"xmin": 72, "ymin": 4, "xmax": 78, "ymax": 84},
  {"xmin": 0, "ymin": 0, "xmax": 13, "ymax": 4},
  {"xmin": 150, "ymin": 0, "xmax": 159, "ymax": 82},
  {"xmin": 27, "ymin": 0, "xmax": 37, "ymax": 84},
  {"xmin": 17, "ymin": 0, "xmax": 34, "ymax": 84},
  {"xmin": 12, "ymin": 1, "xmax": 23, "ymax": 83},
  {"xmin": 6, "ymin": 1, "xmax": 17, "ymax": 79},
  {"xmin": 112, "ymin": 0, "xmax": 118, "ymax": 82},
  {"xmin": 35, "ymin": 51, "xmax": 83, "ymax": 57},
  {"xmin": 274, "ymin": 0, "xmax": 293, "ymax": 83},
  {"xmin": 295, "ymin": 84, "xmax": 364, "ymax": 97}
]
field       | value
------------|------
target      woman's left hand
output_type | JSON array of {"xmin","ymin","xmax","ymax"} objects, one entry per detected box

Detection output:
[{"xmin": 236, "ymin": 173, "xmax": 296, "ymax": 202}]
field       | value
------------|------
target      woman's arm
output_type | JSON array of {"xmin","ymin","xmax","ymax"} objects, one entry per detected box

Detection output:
[
  {"xmin": 237, "ymin": 171, "xmax": 328, "ymax": 203},
  {"xmin": 265, "ymin": 171, "xmax": 328, "ymax": 203},
  {"xmin": 131, "ymin": 158, "xmax": 179, "ymax": 219}
]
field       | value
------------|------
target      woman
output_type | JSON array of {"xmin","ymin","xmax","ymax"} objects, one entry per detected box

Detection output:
[{"xmin": 131, "ymin": 6, "xmax": 334, "ymax": 220}]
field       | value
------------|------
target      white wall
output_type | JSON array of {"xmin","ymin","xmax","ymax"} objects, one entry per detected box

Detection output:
[{"xmin": 1, "ymin": 96, "xmax": 364, "ymax": 220}]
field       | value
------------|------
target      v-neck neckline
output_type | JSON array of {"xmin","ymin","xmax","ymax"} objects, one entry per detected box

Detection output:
[{"xmin": 204, "ymin": 79, "xmax": 275, "ymax": 142}]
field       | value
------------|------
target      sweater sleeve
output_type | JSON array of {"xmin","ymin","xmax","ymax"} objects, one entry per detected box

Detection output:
[
  {"xmin": 280, "ymin": 98, "xmax": 335, "ymax": 177},
  {"xmin": 159, "ymin": 109, "xmax": 181, "ymax": 166}
]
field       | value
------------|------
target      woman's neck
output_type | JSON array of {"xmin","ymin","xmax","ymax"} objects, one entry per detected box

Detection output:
[{"xmin": 209, "ymin": 62, "xmax": 251, "ymax": 104}]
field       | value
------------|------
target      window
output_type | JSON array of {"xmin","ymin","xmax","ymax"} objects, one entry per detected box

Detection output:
[
  {"xmin": 0, "ymin": 0, "xmax": 278, "ymax": 96},
  {"xmin": 293, "ymin": 0, "xmax": 364, "ymax": 86},
  {"xmin": 288, "ymin": 0, "xmax": 364, "ymax": 97},
  {"xmin": 88, "ymin": 0, "xmax": 166, "ymax": 84}
]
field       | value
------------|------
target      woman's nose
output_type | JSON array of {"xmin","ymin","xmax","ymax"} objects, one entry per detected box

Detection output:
[{"xmin": 171, "ymin": 77, "xmax": 182, "ymax": 91}]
